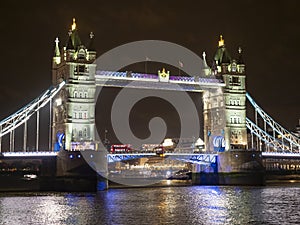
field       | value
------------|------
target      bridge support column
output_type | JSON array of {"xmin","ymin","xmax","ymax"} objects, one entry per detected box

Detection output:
[
  {"xmin": 9, "ymin": 130, "xmax": 14, "ymax": 152},
  {"xmin": 202, "ymin": 88, "xmax": 226, "ymax": 152},
  {"xmin": 80, "ymin": 149, "xmax": 108, "ymax": 191},
  {"xmin": 95, "ymin": 150, "xmax": 108, "ymax": 191},
  {"xmin": 217, "ymin": 150, "xmax": 265, "ymax": 185},
  {"xmin": 192, "ymin": 150, "xmax": 265, "ymax": 185}
]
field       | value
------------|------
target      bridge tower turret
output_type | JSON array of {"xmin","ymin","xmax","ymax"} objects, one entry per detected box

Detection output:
[
  {"xmin": 214, "ymin": 36, "xmax": 247, "ymax": 150},
  {"xmin": 51, "ymin": 18, "xmax": 97, "ymax": 151}
]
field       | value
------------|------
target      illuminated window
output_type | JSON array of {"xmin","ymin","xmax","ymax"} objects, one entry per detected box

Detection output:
[
  {"xmin": 231, "ymin": 61, "xmax": 237, "ymax": 72},
  {"xmin": 230, "ymin": 116, "xmax": 241, "ymax": 124},
  {"xmin": 83, "ymin": 112, "xmax": 87, "ymax": 119},
  {"xmin": 72, "ymin": 128, "xmax": 77, "ymax": 138}
]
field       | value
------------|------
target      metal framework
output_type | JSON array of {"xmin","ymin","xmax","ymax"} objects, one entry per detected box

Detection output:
[
  {"xmin": 246, "ymin": 118, "xmax": 289, "ymax": 151},
  {"xmin": 107, "ymin": 152, "xmax": 217, "ymax": 165},
  {"xmin": 0, "ymin": 81, "xmax": 65, "ymax": 138},
  {"xmin": 0, "ymin": 77, "xmax": 298, "ymax": 156},
  {"xmin": 107, "ymin": 153, "xmax": 156, "ymax": 163},
  {"xmin": 171, "ymin": 154, "xmax": 217, "ymax": 165},
  {"xmin": 246, "ymin": 93, "xmax": 300, "ymax": 152}
]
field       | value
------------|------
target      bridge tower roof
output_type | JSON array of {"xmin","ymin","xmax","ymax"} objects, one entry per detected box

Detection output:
[
  {"xmin": 214, "ymin": 35, "xmax": 231, "ymax": 65},
  {"xmin": 64, "ymin": 18, "xmax": 82, "ymax": 51}
]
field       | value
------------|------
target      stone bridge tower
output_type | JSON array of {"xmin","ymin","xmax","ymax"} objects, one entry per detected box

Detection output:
[
  {"xmin": 214, "ymin": 36, "xmax": 247, "ymax": 150},
  {"xmin": 203, "ymin": 36, "xmax": 247, "ymax": 151},
  {"xmin": 52, "ymin": 19, "xmax": 97, "ymax": 151}
]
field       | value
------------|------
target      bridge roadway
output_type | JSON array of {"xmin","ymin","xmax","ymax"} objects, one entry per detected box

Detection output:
[
  {"xmin": 3, "ymin": 151, "xmax": 300, "ymax": 165},
  {"xmin": 1, "ymin": 151, "xmax": 217, "ymax": 165}
]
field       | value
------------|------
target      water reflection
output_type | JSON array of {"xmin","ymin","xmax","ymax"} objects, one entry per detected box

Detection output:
[{"xmin": 0, "ymin": 186, "xmax": 300, "ymax": 224}]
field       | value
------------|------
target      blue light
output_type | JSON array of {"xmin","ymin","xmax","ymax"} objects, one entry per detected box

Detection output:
[
  {"xmin": 77, "ymin": 154, "xmax": 81, "ymax": 158},
  {"xmin": 58, "ymin": 133, "xmax": 65, "ymax": 147},
  {"xmin": 69, "ymin": 154, "xmax": 74, "ymax": 159}
]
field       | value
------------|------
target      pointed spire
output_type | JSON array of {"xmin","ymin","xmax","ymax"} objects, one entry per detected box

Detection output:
[
  {"xmin": 90, "ymin": 32, "xmax": 94, "ymax": 39},
  {"xmin": 238, "ymin": 46, "xmax": 242, "ymax": 54},
  {"xmin": 202, "ymin": 51, "xmax": 208, "ymax": 67},
  {"xmin": 53, "ymin": 37, "xmax": 61, "ymax": 64},
  {"xmin": 88, "ymin": 32, "xmax": 96, "ymax": 51},
  {"xmin": 202, "ymin": 51, "xmax": 211, "ymax": 76},
  {"xmin": 237, "ymin": 46, "xmax": 244, "ymax": 64},
  {"xmin": 54, "ymin": 37, "xmax": 60, "ymax": 57}
]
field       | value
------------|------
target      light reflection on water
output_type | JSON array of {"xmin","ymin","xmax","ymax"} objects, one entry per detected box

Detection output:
[{"xmin": 0, "ymin": 186, "xmax": 300, "ymax": 225}]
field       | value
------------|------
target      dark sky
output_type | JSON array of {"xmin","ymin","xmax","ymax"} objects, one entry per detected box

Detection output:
[{"xmin": 0, "ymin": 0, "xmax": 299, "ymax": 133}]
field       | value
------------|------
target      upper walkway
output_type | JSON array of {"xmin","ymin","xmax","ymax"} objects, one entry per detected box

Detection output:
[{"xmin": 95, "ymin": 70, "xmax": 225, "ymax": 92}]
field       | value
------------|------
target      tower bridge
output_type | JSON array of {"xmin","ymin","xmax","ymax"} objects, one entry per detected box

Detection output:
[{"xmin": 0, "ymin": 19, "xmax": 299, "ymax": 190}]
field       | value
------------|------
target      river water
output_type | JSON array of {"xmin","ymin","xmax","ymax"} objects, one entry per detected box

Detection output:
[{"xmin": 0, "ymin": 185, "xmax": 299, "ymax": 225}]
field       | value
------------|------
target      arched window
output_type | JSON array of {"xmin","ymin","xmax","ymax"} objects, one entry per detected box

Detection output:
[
  {"xmin": 83, "ymin": 112, "xmax": 87, "ymax": 119},
  {"xmin": 83, "ymin": 128, "xmax": 87, "ymax": 137},
  {"xmin": 78, "ymin": 49, "xmax": 86, "ymax": 60},
  {"xmin": 72, "ymin": 128, "xmax": 77, "ymax": 138}
]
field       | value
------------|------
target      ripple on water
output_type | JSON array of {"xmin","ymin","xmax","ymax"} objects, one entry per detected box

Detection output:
[{"xmin": 0, "ymin": 186, "xmax": 300, "ymax": 225}]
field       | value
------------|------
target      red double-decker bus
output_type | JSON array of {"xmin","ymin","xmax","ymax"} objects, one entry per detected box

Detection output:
[{"xmin": 110, "ymin": 144, "xmax": 132, "ymax": 153}]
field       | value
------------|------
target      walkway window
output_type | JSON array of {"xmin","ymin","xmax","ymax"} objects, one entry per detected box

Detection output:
[{"xmin": 229, "ymin": 77, "xmax": 241, "ymax": 86}]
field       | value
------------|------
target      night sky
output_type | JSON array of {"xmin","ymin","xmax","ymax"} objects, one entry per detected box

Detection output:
[{"xmin": 0, "ymin": 0, "xmax": 299, "ymax": 139}]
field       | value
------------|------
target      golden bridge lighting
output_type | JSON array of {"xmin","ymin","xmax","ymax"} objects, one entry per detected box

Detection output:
[
  {"xmin": 71, "ymin": 18, "xmax": 76, "ymax": 30},
  {"xmin": 218, "ymin": 35, "xmax": 224, "ymax": 47}
]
